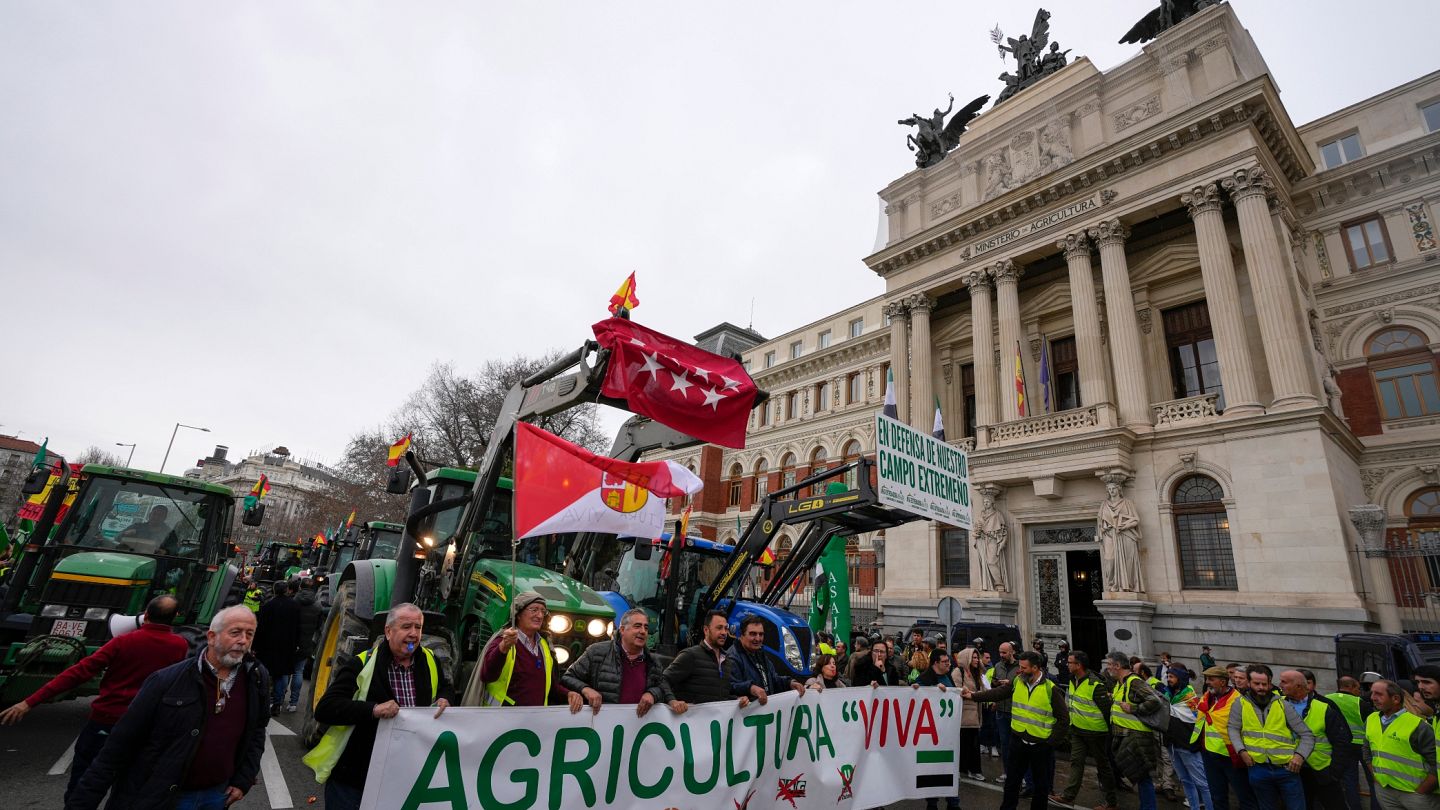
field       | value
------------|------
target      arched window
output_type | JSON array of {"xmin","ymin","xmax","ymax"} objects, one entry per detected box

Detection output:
[
  {"xmin": 1402, "ymin": 488, "xmax": 1440, "ymax": 606},
  {"xmin": 1409, "ymin": 488, "xmax": 1440, "ymax": 521},
  {"xmin": 808, "ymin": 446, "xmax": 829, "ymax": 495},
  {"xmin": 778, "ymin": 452, "xmax": 796, "ymax": 494},
  {"xmin": 753, "ymin": 459, "xmax": 769, "ymax": 501},
  {"xmin": 1172, "ymin": 474, "xmax": 1237, "ymax": 590},
  {"xmin": 842, "ymin": 439, "xmax": 862, "ymax": 487},
  {"xmin": 727, "ymin": 463, "xmax": 743, "ymax": 508},
  {"xmin": 1366, "ymin": 327, "xmax": 1439, "ymax": 421}
]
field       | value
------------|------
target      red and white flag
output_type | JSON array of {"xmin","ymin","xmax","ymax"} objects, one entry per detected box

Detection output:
[
  {"xmin": 592, "ymin": 317, "xmax": 760, "ymax": 449},
  {"xmin": 514, "ymin": 422, "xmax": 703, "ymax": 540}
]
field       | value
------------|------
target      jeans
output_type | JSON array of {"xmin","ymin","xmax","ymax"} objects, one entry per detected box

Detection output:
[
  {"xmin": 1138, "ymin": 775, "xmax": 1159, "ymax": 810},
  {"xmin": 66, "ymin": 719, "xmax": 113, "ymax": 802},
  {"xmin": 1000, "ymin": 741, "xmax": 1055, "ymax": 810},
  {"xmin": 287, "ymin": 658, "xmax": 305, "ymax": 705},
  {"xmin": 1206, "ymin": 751, "xmax": 1260, "ymax": 810},
  {"xmin": 1064, "ymin": 732, "xmax": 1118, "ymax": 806},
  {"xmin": 272, "ymin": 659, "xmax": 304, "ymax": 708},
  {"xmin": 1172, "ymin": 745, "xmax": 1215, "ymax": 810},
  {"xmin": 996, "ymin": 710, "xmax": 1013, "ymax": 762},
  {"xmin": 1249, "ymin": 763, "xmax": 1307, "ymax": 810},
  {"xmin": 326, "ymin": 778, "xmax": 366, "ymax": 810},
  {"xmin": 173, "ymin": 784, "xmax": 227, "ymax": 810}
]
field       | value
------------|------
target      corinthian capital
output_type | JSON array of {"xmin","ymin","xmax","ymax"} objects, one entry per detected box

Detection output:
[
  {"xmin": 1087, "ymin": 219, "xmax": 1130, "ymax": 248},
  {"xmin": 904, "ymin": 293, "xmax": 934, "ymax": 314},
  {"xmin": 961, "ymin": 268, "xmax": 994, "ymax": 292},
  {"xmin": 1056, "ymin": 232, "xmax": 1091, "ymax": 260},
  {"xmin": 882, "ymin": 300, "xmax": 911, "ymax": 321},
  {"xmin": 1181, "ymin": 183, "xmax": 1224, "ymax": 218},
  {"xmin": 991, "ymin": 258, "xmax": 1024, "ymax": 284},
  {"xmin": 1221, "ymin": 166, "xmax": 1273, "ymax": 204}
]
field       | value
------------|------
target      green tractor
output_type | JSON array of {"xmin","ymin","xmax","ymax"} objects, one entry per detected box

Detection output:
[
  {"xmin": 355, "ymin": 520, "xmax": 402, "ymax": 562},
  {"xmin": 253, "ymin": 541, "xmax": 305, "ymax": 586},
  {"xmin": 0, "ymin": 463, "xmax": 263, "ymax": 704}
]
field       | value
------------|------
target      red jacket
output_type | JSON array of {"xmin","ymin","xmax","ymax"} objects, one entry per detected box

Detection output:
[{"xmin": 26, "ymin": 622, "xmax": 190, "ymax": 724}]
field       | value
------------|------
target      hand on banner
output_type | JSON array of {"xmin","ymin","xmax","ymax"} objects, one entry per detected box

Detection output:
[
  {"xmin": 791, "ymin": 681, "xmax": 806, "ymax": 697},
  {"xmin": 668, "ymin": 700, "xmax": 689, "ymax": 714},
  {"xmin": 497, "ymin": 628, "xmax": 519, "ymax": 653},
  {"xmin": 373, "ymin": 700, "xmax": 400, "ymax": 719},
  {"xmin": 960, "ymin": 687, "xmax": 973, "ymax": 698},
  {"xmin": 581, "ymin": 687, "xmax": 603, "ymax": 715},
  {"xmin": 636, "ymin": 692, "xmax": 655, "ymax": 716},
  {"xmin": 432, "ymin": 698, "xmax": 450, "ymax": 719},
  {"xmin": 737, "ymin": 696, "xmax": 750, "ymax": 709},
  {"xmin": 749, "ymin": 685, "xmax": 769, "ymax": 705},
  {"xmin": 567, "ymin": 691, "xmax": 585, "ymax": 714}
]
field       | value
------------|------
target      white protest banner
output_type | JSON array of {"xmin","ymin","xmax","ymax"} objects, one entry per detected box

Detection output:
[
  {"xmin": 361, "ymin": 686, "xmax": 961, "ymax": 810},
  {"xmin": 874, "ymin": 413, "xmax": 972, "ymax": 529}
]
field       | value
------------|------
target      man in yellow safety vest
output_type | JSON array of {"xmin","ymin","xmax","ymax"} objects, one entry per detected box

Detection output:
[
  {"xmin": 1326, "ymin": 675, "xmax": 1376, "ymax": 810},
  {"xmin": 478, "ymin": 590, "xmax": 585, "ymax": 710},
  {"xmin": 1279, "ymin": 669, "xmax": 1350, "ymax": 810},
  {"xmin": 1052, "ymin": 649, "xmax": 1118, "ymax": 810},
  {"xmin": 963, "ymin": 649, "xmax": 1069, "ymax": 810},
  {"xmin": 1228, "ymin": 664, "xmax": 1314, "ymax": 810},
  {"xmin": 1363, "ymin": 679, "xmax": 1437, "ymax": 810}
]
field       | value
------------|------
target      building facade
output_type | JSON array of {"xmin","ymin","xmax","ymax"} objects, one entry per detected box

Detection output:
[
  {"xmin": 186, "ymin": 445, "xmax": 343, "ymax": 551},
  {"xmin": 0, "ymin": 436, "xmax": 55, "ymax": 531},
  {"xmin": 656, "ymin": 4, "xmax": 1440, "ymax": 684}
]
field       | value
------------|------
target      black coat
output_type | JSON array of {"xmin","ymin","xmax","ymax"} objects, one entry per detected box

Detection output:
[
  {"xmin": 664, "ymin": 643, "xmax": 738, "ymax": 704},
  {"xmin": 294, "ymin": 589, "xmax": 323, "ymax": 658},
  {"xmin": 313, "ymin": 642, "xmax": 455, "ymax": 790},
  {"xmin": 853, "ymin": 656, "xmax": 905, "ymax": 687},
  {"xmin": 253, "ymin": 594, "xmax": 302, "ymax": 674},
  {"xmin": 66, "ymin": 649, "xmax": 271, "ymax": 810}
]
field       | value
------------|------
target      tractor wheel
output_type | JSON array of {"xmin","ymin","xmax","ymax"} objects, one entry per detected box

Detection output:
[{"xmin": 299, "ymin": 580, "xmax": 370, "ymax": 747}]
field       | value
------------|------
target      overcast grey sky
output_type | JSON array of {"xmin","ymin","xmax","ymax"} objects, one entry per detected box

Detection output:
[{"xmin": 2, "ymin": 1, "xmax": 1433, "ymax": 471}]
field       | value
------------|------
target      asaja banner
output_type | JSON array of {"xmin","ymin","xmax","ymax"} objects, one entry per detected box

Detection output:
[
  {"xmin": 874, "ymin": 413, "xmax": 972, "ymax": 529},
  {"xmin": 361, "ymin": 687, "xmax": 961, "ymax": 810}
]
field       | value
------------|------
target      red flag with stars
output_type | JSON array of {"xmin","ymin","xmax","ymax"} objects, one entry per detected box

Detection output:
[{"xmin": 592, "ymin": 317, "xmax": 760, "ymax": 448}]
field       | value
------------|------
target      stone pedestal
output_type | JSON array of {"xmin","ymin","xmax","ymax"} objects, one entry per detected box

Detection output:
[
  {"xmin": 963, "ymin": 595, "xmax": 1020, "ymax": 626},
  {"xmin": 1095, "ymin": 598, "xmax": 1157, "ymax": 658}
]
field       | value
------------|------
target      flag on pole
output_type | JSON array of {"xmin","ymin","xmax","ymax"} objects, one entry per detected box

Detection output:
[
  {"xmin": 759, "ymin": 545, "xmax": 776, "ymax": 565},
  {"xmin": 386, "ymin": 433, "xmax": 412, "ymax": 467},
  {"xmin": 1015, "ymin": 341, "xmax": 1028, "ymax": 417},
  {"xmin": 882, "ymin": 367, "xmax": 898, "ymax": 420},
  {"xmin": 677, "ymin": 503, "xmax": 693, "ymax": 541},
  {"xmin": 1038, "ymin": 334, "xmax": 1053, "ymax": 414},
  {"xmin": 345, "ymin": 510, "xmax": 356, "ymax": 529},
  {"xmin": 244, "ymin": 474, "xmax": 271, "ymax": 511},
  {"xmin": 314, "ymin": 532, "xmax": 327, "ymax": 547},
  {"xmin": 932, "ymin": 395, "xmax": 946, "ymax": 441},
  {"xmin": 32, "ymin": 437, "xmax": 48, "ymax": 469},
  {"xmin": 514, "ymin": 422, "xmax": 703, "ymax": 539},
  {"xmin": 608, "ymin": 272, "xmax": 640, "ymax": 316}
]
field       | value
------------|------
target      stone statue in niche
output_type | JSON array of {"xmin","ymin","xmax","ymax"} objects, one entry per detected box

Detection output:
[
  {"xmin": 973, "ymin": 485, "xmax": 1010, "ymax": 592},
  {"xmin": 983, "ymin": 151, "xmax": 1013, "ymax": 200},
  {"xmin": 1097, "ymin": 473, "xmax": 1143, "ymax": 593}
]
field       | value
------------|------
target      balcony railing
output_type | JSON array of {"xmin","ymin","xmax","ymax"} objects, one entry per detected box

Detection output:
[
  {"xmin": 1152, "ymin": 394, "xmax": 1219, "ymax": 427},
  {"xmin": 985, "ymin": 406, "xmax": 1100, "ymax": 445}
]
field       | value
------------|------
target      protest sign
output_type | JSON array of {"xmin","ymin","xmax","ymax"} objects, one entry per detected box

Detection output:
[
  {"xmin": 361, "ymin": 686, "xmax": 961, "ymax": 810},
  {"xmin": 874, "ymin": 413, "xmax": 972, "ymax": 528}
]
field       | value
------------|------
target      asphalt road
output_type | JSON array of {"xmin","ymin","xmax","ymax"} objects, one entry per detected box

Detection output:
[{"xmin": 1, "ymin": 697, "xmax": 1127, "ymax": 809}]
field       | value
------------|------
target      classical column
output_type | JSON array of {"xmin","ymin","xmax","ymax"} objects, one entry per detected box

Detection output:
[
  {"xmin": 1181, "ymin": 183, "xmax": 1263, "ymax": 415},
  {"xmin": 906, "ymin": 293, "xmax": 934, "ymax": 430},
  {"xmin": 1057, "ymin": 233, "xmax": 1111, "ymax": 409},
  {"xmin": 962, "ymin": 269, "xmax": 997, "ymax": 430},
  {"xmin": 993, "ymin": 259, "xmax": 1025, "ymax": 421},
  {"xmin": 884, "ymin": 300, "xmax": 911, "ymax": 421},
  {"xmin": 1222, "ymin": 167, "xmax": 1319, "ymax": 409},
  {"xmin": 1089, "ymin": 220, "xmax": 1152, "ymax": 429}
]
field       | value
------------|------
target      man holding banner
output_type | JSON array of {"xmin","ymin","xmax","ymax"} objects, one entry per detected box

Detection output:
[
  {"xmin": 729, "ymin": 615, "xmax": 807, "ymax": 706},
  {"xmin": 478, "ymin": 591, "xmax": 581, "ymax": 710},
  {"xmin": 562, "ymin": 607, "xmax": 687, "ymax": 717},
  {"xmin": 964, "ymin": 649, "xmax": 1071, "ymax": 810}
]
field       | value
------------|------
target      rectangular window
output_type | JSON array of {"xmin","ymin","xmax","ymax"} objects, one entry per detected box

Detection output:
[
  {"xmin": 818, "ymin": 330, "xmax": 831, "ymax": 349},
  {"xmin": 790, "ymin": 341, "xmax": 803, "ymax": 360},
  {"xmin": 764, "ymin": 350, "xmax": 776, "ymax": 368},
  {"xmin": 940, "ymin": 528, "xmax": 971, "ymax": 588},
  {"xmin": 1320, "ymin": 133, "xmax": 1363, "ymax": 169},
  {"xmin": 1163, "ymin": 301, "xmax": 1225, "ymax": 410},
  {"xmin": 848, "ymin": 372, "xmax": 863, "ymax": 404},
  {"xmin": 961, "ymin": 363, "xmax": 976, "ymax": 439},
  {"xmin": 884, "ymin": 311, "xmax": 892, "ymax": 327},
  {"xmin": 728, "ymin": 479, "xmax": 742, "ymax": 507},
  {"xmin": 816, "ymin": 382, "xmax": 831, "ymax": 412},
  {"xmin": 1050, "ymin": 336, "xmax": 1080, "ymax": 411},
  {"xmin": 1175, "ymin": 511, "xmax": 1239, "ymax": 589},
  {"xmin": 1343, "ymin": 216, "xmax": 1392, "ymax": 271},
  {"xmin": 1374, "ymin": 362, "xmax": 1440, "ymax": 419},
  {"xmin": 758, "ymin": 403, "xmax": 770, "ymax": 427},
  {"xmin": 849, "ymin": 318, "xmax": 864, "ymax": 339},
  {"xmin": 785, "ymin": 392, "xmax": 797, "ymax": 420},
  {"xmin": 1423, "ymin": 100, "xmax": 1440, "ymax": 133},
  {"xmin": 742, "ymin": 359, "xmax": 751, "ymax": 371}
]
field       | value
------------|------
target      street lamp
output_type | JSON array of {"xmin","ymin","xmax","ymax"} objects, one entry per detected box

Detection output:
[
  {"xmin": 160, "ymin": 423, "xmax": 210, "ymax": 473},
  {"xmin": 115, "ymin": 442, "xmax": 136, "ymax": 467}
]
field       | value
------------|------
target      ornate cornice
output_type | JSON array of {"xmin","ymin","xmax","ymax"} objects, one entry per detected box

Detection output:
[
  {"xmin": 1056, "ymin": 232, "xmax": 1091, "ymax": 261},
  {"xmin": 1088, "ymin": 219, "xmax": 1130, "ymax": 248},
  {"xmin": 1181, "ymin": 182, "xmax": 1224, "ymax": 218}
]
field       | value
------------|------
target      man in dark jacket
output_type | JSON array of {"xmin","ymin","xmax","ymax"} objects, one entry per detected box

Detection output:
[
  {"xmin": 728, "ymin": 614, "xmax": 806, "ymax": 706},
  {"xmin": 563, "ymin": 607, "xmax": 687, "ymax": 716},
  {"xmin": 965, "ymin": 649, "xmax": 1070, "ymax": 810},
  {"xmin": 66, "ymin": 605, "xmax": 270, "ymax": 810},
  {"xmin": 291, "ymin": 579, "xmax": 323, "ymax": 707},
  {"xmin": 312, "ymin": 602, "xmax": 454, "ymax": 810},
  {"xmin": 665, "ymin": 610, "xmax": 743, "ymax": 705},
  {"xmin": 253, "ymin": 580, "xmax": 302, "ymax": 714}
]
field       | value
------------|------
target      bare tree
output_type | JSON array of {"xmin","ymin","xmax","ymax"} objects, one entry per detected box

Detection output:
[{"xmin": 74, "ymin": 445, "xmax": 124, "ymax": 466}]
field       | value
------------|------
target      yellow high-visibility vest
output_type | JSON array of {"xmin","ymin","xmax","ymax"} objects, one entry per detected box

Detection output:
[
  {"xmin": 1300, "ymin": 699, "xmax": 1333, "ymax": 770},
  {"xmin": 483, "ymin": 635, "xmax": 554, "ymax": 707},
  {"xmin": 1324, "ymin": 692, "xmax": 1364, "ymax": 745},
  {"xmin": 1239, "ymin": 697, "xmax": 1298, "ymax": 766},
  {"xmin": 1011, "ymin": 676, "xmax": 1057, "ymax": 740},
  {"xmin": 1366, "ymin": 711, "xmax": 1427, "ymax": 793},
  {"xmin": 1111, "ymin": 674, "xmax": 1150, "ymax": 733},
  {"xmin": 304, "ymin": 645, "xmax": 438, "ymax": 783},
  {"xmin": 1067, "ymin": 676, "xmax": 1109, "ymax": 733}
]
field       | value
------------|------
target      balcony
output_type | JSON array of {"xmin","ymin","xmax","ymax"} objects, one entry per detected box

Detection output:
[
  {"xmin": 1152, "ymin": 394, "xmax": 1220, "ymax": 428},
  {"xmin": 982, "ymin": 404, "xmax": 1117, "ymax": 448}
]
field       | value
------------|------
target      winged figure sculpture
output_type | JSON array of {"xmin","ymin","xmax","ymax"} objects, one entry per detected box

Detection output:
[
  {"xmin": 899, "ymin": 93, "xmax": 991, "ymax": 169},
  {"xmin": 1120, "ymin": 0, "xmax": 1218, "ymax": 44}
]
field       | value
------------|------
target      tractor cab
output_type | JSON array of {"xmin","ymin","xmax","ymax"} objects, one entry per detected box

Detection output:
[
  {"xmin": 356, "ymin": 521, "xmax": 403, "ymax": 561},
  {"xmin": 255, "ymin": 541, "xmax": 305, "ymax": 585}
]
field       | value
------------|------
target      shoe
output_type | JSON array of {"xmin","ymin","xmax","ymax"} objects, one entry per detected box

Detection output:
[
  {"xmin": 1094, "ymin": 805, "xmax": 1121, "ymax": 810},
  {"xmin": 269, "ymin": 703, "xmax": 281, "ymax": 716},
  {"xmin": 1049, "ymin": 794, "xmax": 1074, "ymax": 807},
  {"xmin": 286, "ymin": 704, "xmax": 298, "ymax": 713},
  {"xmin": 997, "ymin": 773, "xmax": 1007, "ymax": 783}
]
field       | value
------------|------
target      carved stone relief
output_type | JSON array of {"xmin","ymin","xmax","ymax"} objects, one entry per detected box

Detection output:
[
  {"xmin": 1113, "ymin": 95, "xmax": 1162, "ymax": 132},
  {"xmin": 981, "ymin": 117, "xmax": 1076, "ymax": 202}
]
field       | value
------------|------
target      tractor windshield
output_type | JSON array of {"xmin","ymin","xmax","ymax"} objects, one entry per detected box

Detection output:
[
  {"xmin": 369, "ymin": 529, "xmax": 401, "ymax": 560},
  {"xmin": 60, "ymin": 477, "xmax": 224, "ymax": 561}
]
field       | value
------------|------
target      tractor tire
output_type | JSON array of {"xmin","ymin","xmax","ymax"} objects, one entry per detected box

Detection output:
[{"xmin": 299, "ymin": 580, "xmax": 370, "ymax": 747}]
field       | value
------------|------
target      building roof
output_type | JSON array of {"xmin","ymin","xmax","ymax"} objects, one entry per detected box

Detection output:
[{"xmin": 0, "ymin": 435, "xmax": 54, "ymax": 455}]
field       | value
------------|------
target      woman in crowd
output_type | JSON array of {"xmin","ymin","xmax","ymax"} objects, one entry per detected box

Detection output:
[{"xmin": 805, "ymin": 654, "xmax": 848, "ymax": 690}]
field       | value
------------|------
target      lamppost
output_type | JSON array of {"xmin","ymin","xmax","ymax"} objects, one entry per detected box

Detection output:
[
  {"xmin": 115, "ymin": 442, "xmax": 136, "ymax": 467},
  {"xmin": 160, "ymin": 423, "xmax": 209, "ymax": 474}
]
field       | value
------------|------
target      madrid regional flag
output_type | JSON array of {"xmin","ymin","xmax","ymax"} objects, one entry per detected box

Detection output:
[{"xmin": 514, "ymin": 422, "xmax": 703, "ymax": 539}]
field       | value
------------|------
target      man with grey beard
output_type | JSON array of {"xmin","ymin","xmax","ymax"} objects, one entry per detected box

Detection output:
[{"xmin": 67, "ymin": 605, "xmax": 271, "ymax": 810}]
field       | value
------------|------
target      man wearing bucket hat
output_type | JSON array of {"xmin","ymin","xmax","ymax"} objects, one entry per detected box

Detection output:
[{"xmin": 478, "ymin": 591, "xmax": 583, "ymax": 711}]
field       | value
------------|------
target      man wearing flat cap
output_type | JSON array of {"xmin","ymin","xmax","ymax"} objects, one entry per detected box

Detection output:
[{"xmin": 478, "ymin": 591, "xmax": 583, "ymax": 711}]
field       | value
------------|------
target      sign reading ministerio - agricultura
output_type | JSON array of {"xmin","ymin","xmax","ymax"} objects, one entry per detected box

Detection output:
[{"xmin": 359, "ymin": 687, "xmax": 961, "ymax": 809}]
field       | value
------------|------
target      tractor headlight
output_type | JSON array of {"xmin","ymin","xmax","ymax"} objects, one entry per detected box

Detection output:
[
  {"xmin": 606, "ymin": 621, "xmax": 615, "ymax": 636},
  {"xmin": 586, "ymin": 618, "xmax": 606, "ymax": 638},
  {"xmin": 555, "ymin": 646, "xmax": 570, "ymax": 665},
  {"xmin": 84, "ymin": 608, "xmax": 110, "ymax": 621},
  {"xmin": 548, "ymin": 614, "xmax": 572, "ymax": 635},
  {"xmin": 40, "ymin": 604, "xmax": 67, "ymax": 618},
  {"xmin": 781, "ymin": 626, "xmax": 803, "ymax": 673}
]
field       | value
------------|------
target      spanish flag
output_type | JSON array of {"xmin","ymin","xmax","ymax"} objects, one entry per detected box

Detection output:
[
  {"xmin": 249, "ymin": 475, "xmax": 270, "ymax": 500},
  {"xmin": 314, "ymin": 532, "xmax": 328, "ymax": 547},
  {"xmin": 676, "ymin": 503, "xmax": 692, "ymax": 541},
  {"xmin": 345, "ymin": 510, "xmax": 356, "ymax": 529},
  {"xmin": 759, "ymin": 545, "xmax": 776, "ymax": 565},
  {"xmin": 608, "ymin": 272, "xmax": 639, "ymax": 316},
  {"xmin": 386, "ymin": 433, "xmax": 412, "ymax": 467},
  {"xmin": 1015, "ymin": 340, "xmax": 1028, "ymax": 417}
]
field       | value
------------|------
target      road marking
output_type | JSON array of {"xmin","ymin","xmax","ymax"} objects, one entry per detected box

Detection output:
[
  {"xmin": 260, "ymin": 723, "xmax": 294, "ymax": 809},
  {"xmin": 267, "ymin": 718, "xmax": 296, "ymax": 736},
  {"xmin": 47, "ymin": 736, "xmax": 78, "ymax": 775}
]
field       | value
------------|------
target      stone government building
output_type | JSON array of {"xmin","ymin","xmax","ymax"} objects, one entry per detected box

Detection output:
[{"xmin": 652, "ymin": 4, "xmax": 1440, "ymax": 684}]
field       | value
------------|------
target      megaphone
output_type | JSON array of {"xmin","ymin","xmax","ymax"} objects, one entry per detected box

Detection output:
[{"xmin": 109, "ymin": 612, "xmax": 144, "ymax": 638}]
